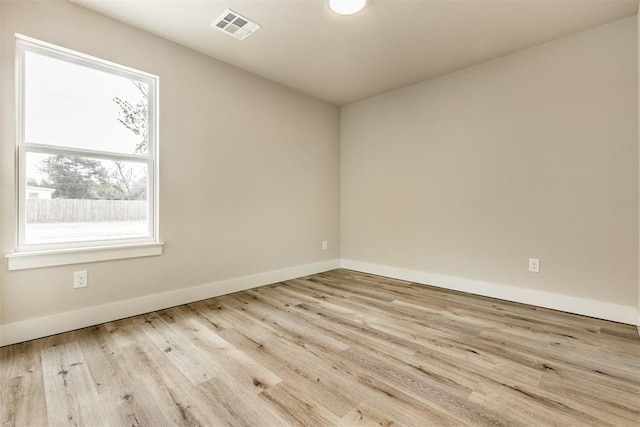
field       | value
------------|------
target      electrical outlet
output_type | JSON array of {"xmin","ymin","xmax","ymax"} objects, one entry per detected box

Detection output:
[
  {"xmin": 74, "ymin": 270, "xmax": 88, "ymax": 288},
  {"xmin": 322, "ymin": 240, "xmax": 328, "ymax": 251},
  {"xmin": 528, "ymin": 258, "xmax": 540, "ymax": 273}
]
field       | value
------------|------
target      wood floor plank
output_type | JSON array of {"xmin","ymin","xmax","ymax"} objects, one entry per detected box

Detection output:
[
  {"xmin": 218, "ymin": 319, "xmax": 466, "ymax": 426},
  {"xmin": 237, "ymin": 290, "xmax": 351, "ymax": 352},
  {"xmin": 170, "ymin": 308, "xmax": 283, "ymax": 394},
  {"xmin": 214, "ymin": 315, "xmax": 363, "ymax": 418},
  {"xmin": 97, "ymin": 379, "xmax": 169, "ymax": 427},
  {"xmin": 134, "ymin": 312, "xmax": 222, "ymax": 385},
  {"xmin": 341, "ymin": 400, "xmax": 442, "ymax": 427},
  {"xmin": 41, "ymin": 341, "xmax": 107, "ymax": 426},
  {"xmin": 537, "ymin": 368, "xmax": 640, "ymax": 422},
  {"xmin": 258, "ymin": 382, "xmax": 345, "ymax": 426},
  {"xmin": 0, "ymin": 373, "xmax": 48, "ymax": 426},
  {"xmin": 468, "ymin": 381, "xmax": 610, "ymax": 427},
  {"xmin": 1, "ymin": 269, "xmax": 638, "ymax": 426},
  {"xmin": 196, "ymin": 376, "xmax": 288, "ymax": 426},
  {"xmin": 71, "ymin": 326, "xmax": 131, "ymax": 395},
  {"xmin": 101, "ymin": 318, "xmax": 148, "ymax": 350},
  {"xmin": 114, "ymin": 340, "xmax": 226, "ymax": 426},
  {"xmin": 0, "ymin": 340, "xmax": 41, "ymax": 381}
]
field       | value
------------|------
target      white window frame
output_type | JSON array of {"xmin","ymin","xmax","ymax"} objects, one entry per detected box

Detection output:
[{"xmin": 7, "ymin": 35, "xmax": 162, "ymax": 270}]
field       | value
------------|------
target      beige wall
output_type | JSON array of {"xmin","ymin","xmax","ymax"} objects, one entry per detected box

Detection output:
[
  {"xmin": 0, "ymin": 0, "xmax": 340, "ymax": 325},
  {"xmin": 342, "ymin": 17, "xmax": 638, "ymax": 306}
]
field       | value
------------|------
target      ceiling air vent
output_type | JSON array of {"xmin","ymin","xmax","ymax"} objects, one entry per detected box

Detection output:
[{"xmin": 212, "ymin": 9, "xmax": 261, "ymax": 41}]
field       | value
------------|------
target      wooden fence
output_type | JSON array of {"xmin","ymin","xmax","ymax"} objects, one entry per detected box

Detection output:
[{"xmin": 26, "ymin": 199, "xmax": 147, "ymax": 223}]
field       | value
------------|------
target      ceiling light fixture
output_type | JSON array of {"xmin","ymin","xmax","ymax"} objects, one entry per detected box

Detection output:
[{"xmin": 328, "ymin": 0, "xmax": 367, "ymax": 16}]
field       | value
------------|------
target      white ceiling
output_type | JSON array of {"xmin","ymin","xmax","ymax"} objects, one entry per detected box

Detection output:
[{"xmin": 72, "ymin": 0, "xmax": 638, "ymax": 105}]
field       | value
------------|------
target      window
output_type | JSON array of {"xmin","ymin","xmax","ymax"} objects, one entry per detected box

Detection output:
[{"xmin": 8, "ymin": 35, "xmax": 162, "ymax": 270}]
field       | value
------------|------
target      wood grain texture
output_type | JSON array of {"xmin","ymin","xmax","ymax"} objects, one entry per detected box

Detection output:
[{"xmin": 1, "ymin": 269, "xmax": 638, "ymax": 426}]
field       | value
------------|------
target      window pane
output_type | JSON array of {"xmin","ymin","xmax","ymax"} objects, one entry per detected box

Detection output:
[
  {"xmin": 24, "ymin": 51, "xmax": 149, "ymax": 155},
  {"xmin": 25, "ymin": 152, "xmax": 148, "ymax": 244}
]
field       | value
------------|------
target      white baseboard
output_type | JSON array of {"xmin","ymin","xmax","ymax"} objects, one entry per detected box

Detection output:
[
  {"xmin": 1, "ymin": 258, "xmax": 636, "ymax": 347},
  {"xmin": 341, "ymin": 259, "xmax": 637, "ymax": 325},
  {"xmin": 0, "ymin": 259, "xmax": 341, "ymax": 347}
]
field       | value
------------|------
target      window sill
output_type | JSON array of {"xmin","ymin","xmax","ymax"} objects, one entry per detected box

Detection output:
[{"xmin": 6, "ymin": 242, "xmax": 164, "ymax": 271}]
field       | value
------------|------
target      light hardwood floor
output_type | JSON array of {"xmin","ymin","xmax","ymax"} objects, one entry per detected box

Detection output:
[{"xmin": 1, "ymin": 269, "xmax": 639, "ymax": 426}]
